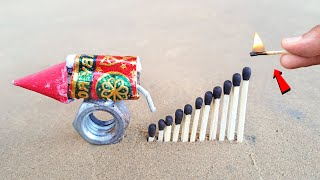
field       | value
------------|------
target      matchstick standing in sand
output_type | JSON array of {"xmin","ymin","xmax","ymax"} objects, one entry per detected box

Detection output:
[
  {"xmin": 227, "ymin": 73, "xmax": 241, "ymax": 141},
  {"xmin": 237, "ymin": 67, "xmax": 251, "ymax": 143},
  {"xmin": 181, "ymin": 104, "xmax": 192, "ymax": 142},
  {"xmin": 158, "ymin": 119, "xmax": 166, "ymax": 142},
  {"xmin": 148, "ymin": 124, "xmax": 156, "ymax": 142},
  {"xmin": 209, "ymin": 86, "xmax": 222, "ymax": 141},
  {"xmin": 219, "ymin": 80, "xmax": 232, "ymax": 141},
  {"xmin": 190, "ymin": 97, "xmax": 203, "ymax": 142},
  {"xmin": 172, "ymin": 109, "xmax": 183, "ymax": 142},
  {"xmin": 199, "ymin": 91, "xmax": 213, "ymax": 142},
  {"xmin": 164, "ymin": 116, "xmax": 173, "ymax": 142}
]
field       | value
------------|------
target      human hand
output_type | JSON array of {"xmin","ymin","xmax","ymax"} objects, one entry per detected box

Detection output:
[{"xmin": 281, "ymin": 25, "xmax": 320, "ymax": 69}]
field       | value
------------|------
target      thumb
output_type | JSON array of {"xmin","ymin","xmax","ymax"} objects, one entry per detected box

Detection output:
[{"xmin": 281, "ymin": 25, "xmax": 320, "ymax": 57}]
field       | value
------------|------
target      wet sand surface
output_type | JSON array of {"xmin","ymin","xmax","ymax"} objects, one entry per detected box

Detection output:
[{"xmin": 1, "ymin": 0, "xmax": 320, "ymax": 179}]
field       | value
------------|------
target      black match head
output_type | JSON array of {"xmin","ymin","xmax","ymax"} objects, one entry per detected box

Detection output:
[
  {"xmin": 184, "ymin": 104, "xmax": 192, "ymax": 115},
  {"xmin": 165, "ymin": 116, "xmax": 173, "ymax": 126},
  {"xmin": 232, "ymin": 73, "xmax": 241, "ymax": 87},
  {"xmin": 242, "ymin": 67, "xmax": 252, "ymax": 81},
  {"xmin": 158, "ymin": 119, "xmax": 166, "ymax": 130},
  {"xmin": 175, "ymin": 109, "xmax": 183, "ymax": 124},
  {"xmin": 148, "ymin": 124, "xmax": 156, "ymax": 137},
  {"xmin": 250, "ymin": 52, "xmax": 257, "ymax": 56},
  {"xmin": 204, "ymin": 91, "xmax": 213, "ymax": 105},
  {"xmin": 212, "ymin": 86, "xmax": 222, "ymax": 99},
  {"xmin": 195, "ymin": 97, "xmax": 203, "ymax": 109},
  {"xmin": 223, "ymin": 80, "xmax": 232, "ymax": 95}
]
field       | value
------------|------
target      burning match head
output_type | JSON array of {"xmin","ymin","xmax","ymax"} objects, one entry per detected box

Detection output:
[
  {"xmin": 195, "ymin": 97, "xmax": 203, "ymax": 109},
  {"xmin": 232, "ymin": 73, "xmax": 241, "ymax": 87},
  {"xmin": 148, "ymin": 124, "xmax": 156, "ymax": 137},
  {"xmin": 184, "ymin": 104, "xmax": 193, "ymax": 115},
  {"xmin": 250, "ymin": 52, "xmax": 258, "ymax": 56},
  {"xmin": 204, "ymin": 91, "xmax": 213, "ymax": 105},
  {"xmin": 212, "ymin": 86, "xmax": 222, "ymax": 99},
  {"xmin": 242, "ymin": 67, "xmax": 252, "ymax": 81},
  {"xmin": 165, "ymin": 116, "xmax": 173, "ymax": 126},
  {"xmin": 175, "ymin": 109, "xmax": 183, "ymax": 124},
  {"xmin": 252, "ymin": 32, "xmax": 265, "ymax": 52},
  {"xmin": 223, "ymin": 80, "xmax": 232, "ymax": 95},
  {"xmin": 158, "ymin": 119, "xmax": 166, "ymax": 130}
]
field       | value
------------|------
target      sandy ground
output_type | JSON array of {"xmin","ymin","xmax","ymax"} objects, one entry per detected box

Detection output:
[{"xmin": 1, "ymin": 0, "xmax": 320, "ymax": 179}]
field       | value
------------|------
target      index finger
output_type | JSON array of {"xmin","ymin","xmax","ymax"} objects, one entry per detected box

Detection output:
[{"xmin": 281, "ymin": 25, "xmax": 320, "ymax": 58}]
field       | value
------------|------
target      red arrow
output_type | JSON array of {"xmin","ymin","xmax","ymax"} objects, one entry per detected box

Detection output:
[{"xmin": 273, "ymin": 69, "xmax": 291, "ymax": 95}]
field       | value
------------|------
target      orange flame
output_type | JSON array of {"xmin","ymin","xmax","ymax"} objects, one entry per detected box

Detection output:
[{"xmin": 252, "ymin": 32, "xmax": 265, "ymax": 52}]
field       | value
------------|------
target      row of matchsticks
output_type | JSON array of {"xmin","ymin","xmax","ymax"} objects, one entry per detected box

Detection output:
[{"xmin": 147, "ymin": 67, "xmax": 251, "ymax": 143}]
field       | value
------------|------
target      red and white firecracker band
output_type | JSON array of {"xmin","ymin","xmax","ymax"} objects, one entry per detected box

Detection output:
[
  {"xmin": 69, "ymin": 54, "xmax": 140, "ymax": 101},
  {"xmin": 13, "ymin": 54, "xmax": 142, "ymax": 104}
]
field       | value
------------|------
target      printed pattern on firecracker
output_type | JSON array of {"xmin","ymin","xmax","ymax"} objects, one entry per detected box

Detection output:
[{"xmin": 69, "ymin": 54, "xmax": 140, "ymax": 101}]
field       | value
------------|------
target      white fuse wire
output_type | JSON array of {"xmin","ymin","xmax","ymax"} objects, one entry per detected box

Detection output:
[{"xmin": 137, "ymin": 85, "xmax": 156, "ymax": 112}]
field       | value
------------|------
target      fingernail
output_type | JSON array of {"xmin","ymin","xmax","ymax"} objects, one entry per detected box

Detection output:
[{"xmin": 283, "ymin": 36, "xmax": 302, "ymax": 43}]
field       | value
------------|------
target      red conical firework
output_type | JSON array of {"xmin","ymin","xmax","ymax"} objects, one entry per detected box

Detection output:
[
  {"xmin": 13, "ymin": 54, "xmax": 141, "ymax": 104},
  {"xmin": 13, "ymin": 62, "xmax": 69, "ymax": 103}
]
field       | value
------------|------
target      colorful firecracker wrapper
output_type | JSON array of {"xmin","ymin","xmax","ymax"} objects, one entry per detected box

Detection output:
[
  {"xmin": 69, "ymin": 55, "xmax": 139, "ymax": 101},
  {"xmin": 13, "ymin": 54, "xmax": 155, "ymax": 112}
]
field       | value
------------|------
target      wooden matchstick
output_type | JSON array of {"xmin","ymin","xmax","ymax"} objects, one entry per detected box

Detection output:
[
  {"xmin": 237, "ymin": 67, "xmax": 251, "ymax": 143},
  {"xmin": 219, "ymin": 80, "xmax": 232, "ymax": 141},
  {"xmin": 158, "ymin": 119, "xmax": 166, "ymax": 142},
  {"xmin": 250, "ymin": 50, "xmax": 287, "ymax": 56},
  {"xmin": 181, "ymin": 104, "xmax": 192, "ymax": 142},
  {"xmin": 164, "ymin": 116, "xmax": 173, "ymax": 142},
  {"xmin": 148, "ymin": 124, "xmax": 156, "ymax": 142},
  {"xmin": 250, "ymin": 32, "xmax": 288, "ymax": 57},
  {"xmin": 209, "ymin": 86, "xmax": 222, "ymax": 141},
  {"xmin": 199, "ymin": 91, "xmax": 213, "ymax": 142},
  {"xmin": 190, "ymin": 97, "xmax": 203, "ymax": 142},
  {"xmin": 227, "ymin": 73, "xmax": 241, "ymax": 141},
  {"xmin": 172, "ymin": 109, "xmax": 183, "ymax": 142}
]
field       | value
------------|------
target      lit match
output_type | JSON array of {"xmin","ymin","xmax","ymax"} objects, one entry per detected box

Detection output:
[{"xmin": 250, "ymin": 32, "xmax": 287, "ymax": 56}]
